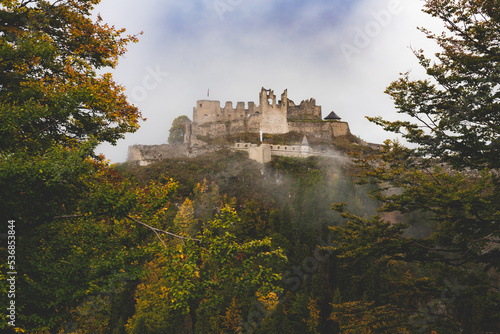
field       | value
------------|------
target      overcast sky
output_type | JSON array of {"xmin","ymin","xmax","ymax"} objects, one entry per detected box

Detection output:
[{"xmin": 93, "ymin": 0, "xmax": 444, "ymax": 162}]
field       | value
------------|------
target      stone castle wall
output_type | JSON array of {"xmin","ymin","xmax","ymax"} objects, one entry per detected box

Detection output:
[
  {"xmin": 233, "ymin": 142, "xmax": 310, "ymax": 163},
  {"xmin": 260, "ymin": 102, "xmax": 289, "ymax": 134},
  {"xmin": 128, "ymin": 144, "xmax": 221, "ymax": 166},
  {"xmin": 287, "ymin": 99, "xmax": 321, "ymax": 120},
  {"xmin": 128, "ymin": 144, "xmax": 189, "ymax": 166},
  {"xmin": 193, "ymin": 100, "xmax": 258, "ymax": 124},
  {"xmin": 128, "ymin": 88, "xmax": 355, "ymax": 166},
  {"xmin": 288, "ymin": 121, "xmax": 350, "ymax": 142},
  {"xmin": 190, "ymin": 87, "xmax": 348, "ymax": 141}
]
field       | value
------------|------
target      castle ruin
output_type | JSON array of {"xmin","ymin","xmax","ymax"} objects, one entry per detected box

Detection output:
[
  {"xmin": 188, "ymin": 87, "xmax": 350, "ymax": 146},
  {"xmin": 128, "ymin": 88, "xmax": 354, "ymax": 165}
]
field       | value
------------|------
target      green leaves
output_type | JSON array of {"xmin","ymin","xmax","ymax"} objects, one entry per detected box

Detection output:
[
  {"xmin": 0, "ymin": 139, "xmax": 98, "ymax": 222},
  {"xmin": 126, "ymin": 205, "xmax": 287, "ymax": 333}
]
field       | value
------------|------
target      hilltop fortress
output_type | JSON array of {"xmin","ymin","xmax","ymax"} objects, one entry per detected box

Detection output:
[
  {"xmin": 129, "ymin": 88, "xmax": 364, "ymax": 165},
  {"xmin": 189, "ymin": 87, "xmax": 350, "ymax": 144}
]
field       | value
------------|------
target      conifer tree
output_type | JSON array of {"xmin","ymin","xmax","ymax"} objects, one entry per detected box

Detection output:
[{"xmin": 329, "ymin": 1, "xmax": 499, "ymax": 332}]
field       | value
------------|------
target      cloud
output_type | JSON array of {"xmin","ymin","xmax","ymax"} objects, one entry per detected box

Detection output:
[{"xmin": 93, "ymin": 0, "xmax": 445, "ymax": 162}]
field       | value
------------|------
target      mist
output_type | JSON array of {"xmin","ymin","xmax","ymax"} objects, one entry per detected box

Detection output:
[{"xmin": 93, "ymin": 0, "xmax": 444, "ymax": 163}]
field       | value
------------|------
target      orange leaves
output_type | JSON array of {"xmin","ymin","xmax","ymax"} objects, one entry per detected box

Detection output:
[{"xmin": 1, "ymin": 0, "xmax": 143, "ymax": 151}]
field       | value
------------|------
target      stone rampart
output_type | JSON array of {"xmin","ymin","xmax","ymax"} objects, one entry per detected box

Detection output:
[
  {"xmin": 288, "ymin": 121, "xmax": 350, "ymax": 142},
  {"xmin": 127, "ymin": 144, "xmax": 189, "ymax": 166},
  {"xmin": 189, "ymin": 88, "xmax": 346, "ymax": 142},
  {"xmin": 128, "ymin": 144, "xmax": 222, "ymax": 166},
  {"xmin": 232, "ymin": 142, "xmax": 347, "ymax": 163},
  {"xmin": 193, "ymin": 100, "xmax": 257, "ymax": 124}
]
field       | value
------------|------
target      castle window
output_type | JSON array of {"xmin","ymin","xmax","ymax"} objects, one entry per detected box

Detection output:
[
  {"xmin": 204, "ymin": 114, "xmax": 208, "ymax": 116},
  {"xmin": 200, "ymin": 103, "xmax": 202, "ymax": 107},
  {"xmin": 217, "ymin": 114, "xmax": 220, "ymax": 117},
  {"xmin": 228, "ymin": 114, "xmax": 231, "ymax": 117}
]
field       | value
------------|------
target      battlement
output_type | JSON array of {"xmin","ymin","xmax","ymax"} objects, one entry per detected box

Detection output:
[
  {"xmin": 193, "ymin": 100, "xmax": 257, "ymax": 124},
  {"xmin": 193, "ymin": 88, "xmax": 322, "ymax": 126}
]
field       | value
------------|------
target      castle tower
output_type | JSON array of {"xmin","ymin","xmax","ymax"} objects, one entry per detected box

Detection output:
[
  {"xmin": 260, "ymin": 87, "xmax": 276, "ymax": 106},
  {"xmin": 280, "ymin": 89, "xmax": 288, "ymax": 107},
  {"xmin": 259, "ymin": 88, "xmax": 289, "ymax": 134}
]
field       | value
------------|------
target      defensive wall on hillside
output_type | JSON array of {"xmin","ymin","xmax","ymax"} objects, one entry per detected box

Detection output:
[{"xmin": 128, "ymin": 139, "xmax": 349, "ymax": 166}]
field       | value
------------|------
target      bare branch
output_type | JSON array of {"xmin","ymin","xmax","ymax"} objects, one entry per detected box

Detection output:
[
  {"xmin": 125, "ymin": 216, "xmax": 200, "ymax": 243},
  {"xmin": 53, "ymin": 213, "xmax": 201, "ymax": 244},
  {"xmin": 464, "ymin": 230, "xmax": 500, "ymax": 256}
]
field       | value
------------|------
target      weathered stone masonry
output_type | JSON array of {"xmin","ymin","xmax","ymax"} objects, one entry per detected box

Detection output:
[
  {"xmin": 190, "ymin": 87, "xmax": 349, "ymax": 143},
  {"xmin": 128, "ymin": 88, "xmax": 353, "ymax": 165}
]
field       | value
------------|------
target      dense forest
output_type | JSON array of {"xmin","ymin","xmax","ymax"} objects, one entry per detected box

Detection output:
[{"xmin": 1, "ymin": 0, "xmax": 499, "ymax": 333}]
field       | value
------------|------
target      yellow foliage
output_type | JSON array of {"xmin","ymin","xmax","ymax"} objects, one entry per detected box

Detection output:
[
  {"xmin": 256, "ymin": 291, "xmax": 279, "ymax": 313},
  {"xmin": 222, "ymin": 297, "xmax": 243, "ymax": 334},
  {"xmin": 173, "ymin": 198, "xmax": 196, "ymax": 235}
]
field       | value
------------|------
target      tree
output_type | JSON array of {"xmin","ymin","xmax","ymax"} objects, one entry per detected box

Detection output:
[
  {"xmin": 364, "ymin": 0, "xmax": 500, "ymax": 270},
  {"xmin": 9, "ymin": 167, "xmax": 179, "ymax": 331},
  {"xmin": 0, "ymin": 0, "xmax": 143, "ymax": 154},
  {"xmin": 0, "ymin": 1, "xmax": 146, "ymax": 331},
  {"xmin": 371, "ymin": 0, "xmax": 499, "ymax": 170},
  {"xmin": 173, "ymin": 198, "xmax": 196, "ymax": 236},
  {"xmin": 168, "ymin": 115, "xmax": 190, "ymax": 144},
  {"xmin": 334, "ymin": 0, "xmax": 500, "ymax": 332},
  {"xmin": 125, "ymin": 205, "xmax": 287, "ymax": 334},
  {"xmin": 0, "ymin": 0, "xmax": 143, "ymax": 220}
]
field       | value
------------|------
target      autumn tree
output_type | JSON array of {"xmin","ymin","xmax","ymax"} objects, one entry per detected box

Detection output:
[
  {"xmin": 125, "ymin": 205, "xmax": 287, "ymax": 334},
  {"xmin": 0, "ymin": 0, "xmax": 143, "ymax": 220},
  {"xmin": 0, "ymin": 0, "xmax": 142, "ymax": 153},
  {"xmin": 0, "ymin": 0, "xmax": 145, "ymax": 332}
]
